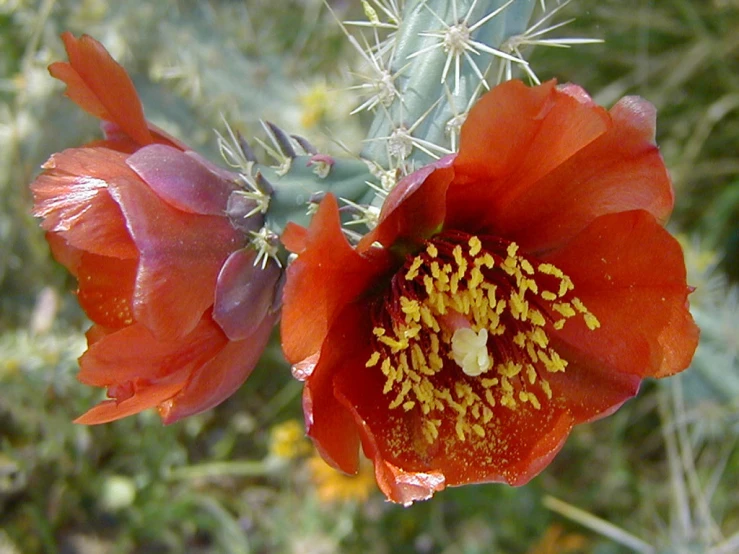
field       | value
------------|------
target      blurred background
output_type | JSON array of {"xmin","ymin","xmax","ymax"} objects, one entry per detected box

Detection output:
[{"xmin": 1, "ymin": 0, "xmax": 737, "ymax": 552}]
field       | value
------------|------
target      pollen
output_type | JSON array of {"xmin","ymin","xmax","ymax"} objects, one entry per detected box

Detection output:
[{"xmin": 367, "ymin": 232, "xmax": 600, "ymax": 445}]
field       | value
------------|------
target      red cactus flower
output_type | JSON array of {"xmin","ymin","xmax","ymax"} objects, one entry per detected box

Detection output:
[
  {"xmin": 281, "ymin": 80, "xmax": 699, "ymax": 504},
  {"xmin": 31, "ymin": 33, "xmax": 281, "ymax": 424}
]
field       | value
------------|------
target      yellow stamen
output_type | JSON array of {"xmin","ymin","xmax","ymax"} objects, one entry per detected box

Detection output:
[{"xmin": 367, "ymin": 236, "xmax": 599, "ymax": 445}]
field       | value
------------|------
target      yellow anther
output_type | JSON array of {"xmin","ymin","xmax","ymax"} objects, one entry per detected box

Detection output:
[
  {"xmin": 373, "ymin": 236, "xmax": 598, "ymax": 444},
  {"xmin": 405, "ymin": 256, "xmax": 423, "ymax": 281},
  {"xmin": 584, "ymin": 313, "xmax": 601, "ymax": 330},
  {"xmin": 553, "ymin": 302, "xmax": 576, "ymax": 318},
  {"xmin": 529, "ymin": 309, "xmax": 546, "ymax": 327},
  {"xmin": 513, "ymin": 331, "xmax": 526, "ymax": 348},
  {"xmin": 558, "ymin": 276, "xmax": 574, "ymax": 297},
  {"xmin": 538, "ymin": 263, "xmax": 563, "ymax": 277},
  {"xmin": 468, "ymin": 236, "xmax": 482, "ymax": 256}
]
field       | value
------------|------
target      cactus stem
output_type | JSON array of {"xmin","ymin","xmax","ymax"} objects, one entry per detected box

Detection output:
[
  {"xmin": 498, "ymin": 0, "xmax": 604, "ymax": 84},
  {"xmin": 331, "ymin": 2, "xmax": 404, "ymax": 116},
  {"xmin": 365, "ymin": 94, "xmax": 451, "ymax": 171},
  {"xmin": 410, "ymin": 0, "xmax": 526, "ymax": 95}
]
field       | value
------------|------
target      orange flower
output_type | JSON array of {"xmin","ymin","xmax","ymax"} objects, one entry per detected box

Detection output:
[
  {"xmin": 281, "ymin": 80, "xmax": 699, "ymax": 504},
  {"xmin": 31, "ymin": 34, "xmax": 281, "ymax": 424}
]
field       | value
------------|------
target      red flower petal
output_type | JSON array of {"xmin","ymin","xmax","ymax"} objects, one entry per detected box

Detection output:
[
  {"xmin": 77, "ymin": 317, "xmax": 228, "ymax": 387},
  {"xmin": 332, "ymin": 346, "xmax": 576, "ymax": 490},
  {"xmin": 50, "ymin": 33, "xmax": 153, "ymax": 147},
  {"xmin": 31, "ymin": 147, "xmax": 138, "ymax": 259},
  {"xmin": 76, "ymin": 251, "xmax": 138, "ymax": 330},
  {"xmin": 459, "ymin": 80, "xmax": 610, "ymax": 184},
  {"xmin": 74, "ymin": 378, "xmax": 187, "ymax": 425},
  {"xmin": 453, "ymin": 80, "xmax": 559, "ymax": 183},
  {"xmin": 159, "ymin": 311, "xmax": 278, "ymax": 423},
  {"xmin": 281, "ymin": 222, "xmax": 309, "ymax": 254},
  {"xmin": 100, "ymin": 120, "xmax": 189, "ymax": 152},
  {"xmin": 281, "ymin": 194, "xmax": 390, "ymax": 366},
  {"xmin": 542, "ymin": 210, "xmax": 699, "ymax": 379},
  {"xmin": 126, "ymin": 144, "xmax": 237, "ymax": 215},
  {"xmin": 107, "ymin": 173, "xmax": 242, "ymax": 341},
  {"xmin": 359, "ymin": 155, "xmax": 454, "ymax": 252},
  {"xmin": 302, "ymin": 305, "xmax": 369, "ymax": 474},
  {"xmin": 545, "ymin": 340, "xmax": 642, "ymax": 423},
  {"xmin": 448, "ymin": 81, "xmax": 613, "ymax": 238},
  {"xmin": 480, "ymin": 96, "xmax": 674, "ymax": 254}
]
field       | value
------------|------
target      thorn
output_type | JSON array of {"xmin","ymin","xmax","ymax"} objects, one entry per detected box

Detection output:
[
  {"xmin": 237, "ymin": 132, "xmax": 257, "ymax": 163},
  {"xmin": 255, "ymin": 171, "xmax": 275, "ymax": 196},
  {"xmin": 264, "ymin": 121, "xmax": 297, "ymax": 159},
  {"xmin": 291, "ymin": 134, "xmax": 318, "ymax": 155}
]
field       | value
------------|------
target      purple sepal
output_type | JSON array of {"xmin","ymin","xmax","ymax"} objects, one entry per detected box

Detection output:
[
  {"xmin": 127, "ymin": 144, "xmax": 237, "ymax": 216},
  {"xmin": 226, "ymin": 192, "xmax": 263, "ymax": 234},
  {"xmin": 214, "ymin": 248, "xmax": 281, "ymax": 341}
]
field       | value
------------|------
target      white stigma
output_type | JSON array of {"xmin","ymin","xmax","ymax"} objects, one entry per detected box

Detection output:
[{"xmin": 451, "ymin": 328, "xmax": 493, "ymax": 377}]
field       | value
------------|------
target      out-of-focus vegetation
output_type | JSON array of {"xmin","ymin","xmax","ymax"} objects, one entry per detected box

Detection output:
[{"xmin": 1, "ymin": 0, "xmax": 737, "ymax": 552}]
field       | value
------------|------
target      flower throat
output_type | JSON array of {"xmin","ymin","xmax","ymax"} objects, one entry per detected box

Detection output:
[{"xmin": 366, "ymin": 230, "xmax": 600, "ymax": 444}]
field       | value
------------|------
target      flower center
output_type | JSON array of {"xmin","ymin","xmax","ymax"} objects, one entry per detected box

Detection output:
[{"xmin": 366, "ymin": 231, "xmax": 600, "ymax": 444}]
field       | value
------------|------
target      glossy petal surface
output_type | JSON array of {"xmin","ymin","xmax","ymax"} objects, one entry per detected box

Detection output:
[
  {"xmin": 281, "ymin": 195, "xmax": 389, "ymax": 366},
  {"xmin": 281, "ymin": 79, "xmax": 698, "ymax": 504},
  {"xmin": 31, "ymin": 147, "xmax": 138, "ymax": 259},
  {"xmin": 542, "ymin": 210, "xmax": 699, "ymax": 379},
  {"xmin": 127, "ymin": 144, "xmax": 237, "ymax": 215},
  {"xmin": 34, "ymin": 33, "xmax": 279, "ymax": 425},
  {"xmin": 160, "ymin": 311, "xmax": 278, "ymax": 423},
  {"xmin": 108, "ymin": 174, "xmax": 242, "ymax": 340},
  {"xmin": 214, "ymin": 249, "xmax": 281, "ymax": 341}
]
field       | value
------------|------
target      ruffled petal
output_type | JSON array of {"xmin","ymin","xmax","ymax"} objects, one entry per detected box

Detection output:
[
  {"xmin": 333, "ymin": 349, "xmax": 575, "ymax": 492},
  {"xmin": 159, "ymin": 312, "xmax": 278, "ymax": 423},
  {"xmin": 281, "ymin": 194, "xmax": 390, "ymax": 366},
  {"xmin": 31, "ymin": 147, "xmax": 138, "ymax": 259},
  {"xmin": 448, "ymin": 80, "xmax": 613, "ymax": 237},
  {"xmin": 50, "ymin": 33, "xmax": 153, "ymax": 147},
  {"xmin": 108, "ymin": 174, "xmax": 242, "ymax": 340},
  {"xmin": 213, "ymin": 249, "xmax": 281, "ymax": 341},
  {"xmin": 545, "ymin": 340, "xmax": 642, "ymax": 424},
  {"xmin": 453, "ymin": 80, "xmax": 559, "ymax": 183},
  {"xmin": 303, "ymin": 304, "xmax": 374, "ymax": 474},
  {"xmin": 126, "ymin": 144, "xmax": 237, "ymax": 215},
  {"xmin": 281, "ymin": 222, "xmax": 309, "ymax": 254},
  {"xmin": 542, "ymin": 210, "xmax": 699, "ymax": 380},
  {"xmin": 74, "ymin": 378, "xmax": 187, "ymax": 425},
  {"xmin": 77, "ymin": 317, "xmax": 228, "ymax": 387},
  {"xmin": 359, "ymin": 155, "xmax": 454, "ymax": 252},
  {"xmin": 468, "ymin": 95, "xmax": 673, "ymax": 254}
]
